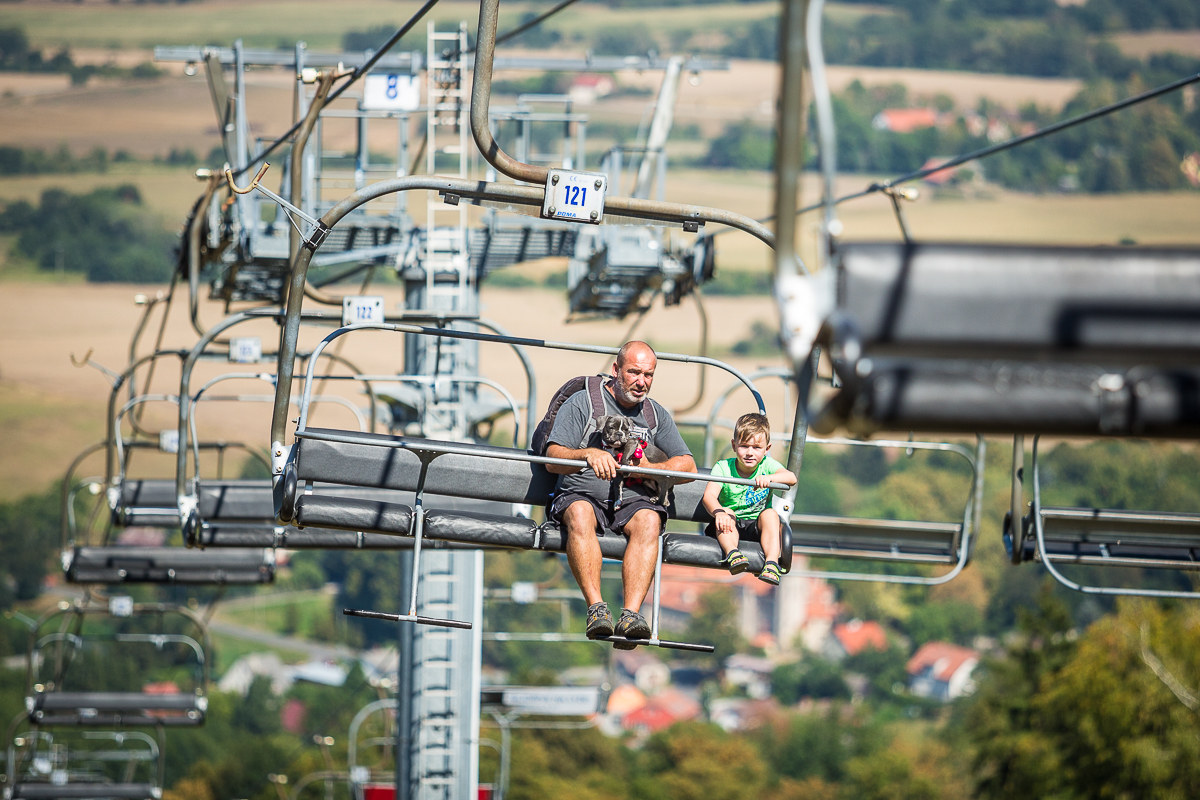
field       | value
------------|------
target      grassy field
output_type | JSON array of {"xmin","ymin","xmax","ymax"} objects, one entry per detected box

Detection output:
[{"xmin": 2, "ymin": 0, "xmax": 495, "ymax": 52}]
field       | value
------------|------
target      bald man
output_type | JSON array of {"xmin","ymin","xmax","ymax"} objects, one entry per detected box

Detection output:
[{"xmin": 545, "ymin": 341, "xmax": 696, "ymax": 648}]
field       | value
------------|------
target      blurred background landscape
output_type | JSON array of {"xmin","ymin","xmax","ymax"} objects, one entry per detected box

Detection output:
[{"xmin": 2, "ymin": 1, "xmax": 1200, "ymax": 798}]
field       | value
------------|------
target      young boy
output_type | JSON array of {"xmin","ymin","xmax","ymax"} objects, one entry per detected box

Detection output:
[{"xmin": 701, "ymin": 412, "xmax": 797, "ymax": 585}]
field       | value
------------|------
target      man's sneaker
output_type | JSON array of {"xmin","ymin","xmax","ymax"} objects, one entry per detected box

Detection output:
[
  {"xmin": 612, "ymin": 609, "xmax": 651, "ymax": 649},
  {"xmin": 585, "ymin": 601, "xmax": 614, "ymax": 639}
]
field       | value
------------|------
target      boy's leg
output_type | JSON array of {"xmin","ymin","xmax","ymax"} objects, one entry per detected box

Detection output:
[
  {"xmin": 714, "ymin": 525, "xmax": 741, "ymax": 557},
  {"xmin": 757, "ymin": 509, "xmax": 782, "ymax": 564}
]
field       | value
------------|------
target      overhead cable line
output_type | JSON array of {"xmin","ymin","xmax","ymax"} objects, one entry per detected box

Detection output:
[
  {"xmin": 826, "ymin": 70, "xmax": 1200, "ymax": 213},
  {"xmin": 709, "ymin": 70, "xmax": 1200, "ymax": 237},
  {"xmin": 233, "ymin": 0, "xmax": 441, "ymax": 179},
  {"xmin": 489, "ymin": 0, "xmax": 581, "ymax": 50}
]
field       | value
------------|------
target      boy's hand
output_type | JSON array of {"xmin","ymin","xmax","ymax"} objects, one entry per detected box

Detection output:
[
  {"xmin": 714, "ymin": 508, "xmax": 735, "ymax": 534},
  {"xmin": 753, "ymin": 474, "xmax": 773, "ymax": 488}
]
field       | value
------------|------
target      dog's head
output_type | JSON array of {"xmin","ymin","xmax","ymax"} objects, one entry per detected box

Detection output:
[{"xmin": 597, "ymin": 415, "xmax": 634, "ymax": 450}]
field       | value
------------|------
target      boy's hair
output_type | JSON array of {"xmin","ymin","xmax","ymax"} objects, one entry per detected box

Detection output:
[{"xmin": 732, "ymin": 413, "xmax": 771, "ymax": 445}]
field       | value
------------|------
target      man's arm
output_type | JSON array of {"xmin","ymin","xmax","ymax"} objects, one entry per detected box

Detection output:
[
  {"xmin": 545, "ymin": 443, "xmax": 621, "ymax": 480},
  {"xmin": 642, "ymin": 452, "xmax": 697, "ymax": 479}
]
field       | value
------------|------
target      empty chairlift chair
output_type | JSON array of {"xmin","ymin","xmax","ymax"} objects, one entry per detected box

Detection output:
[
  {"xmin": 1, "ymin": 727, "xmax": 165, "ymax": 800},
  {"xmin": 1005, "ymin": 435, "xmax": 1200, "ymax": 598},
  {"xmin": 23, "ymin": 599, "xmax": 211, "ymax": 728}
]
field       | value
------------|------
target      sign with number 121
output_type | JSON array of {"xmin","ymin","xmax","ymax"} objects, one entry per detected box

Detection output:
[{"xmin": 543, "ymin": 169, "xmax": 607, "ymax": 224}]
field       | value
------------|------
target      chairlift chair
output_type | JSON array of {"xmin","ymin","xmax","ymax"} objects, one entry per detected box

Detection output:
[
  {"xmin": 1, "ymin": 726, "xmax": 165, "ymax": 800},
  {"xmin": 22, "ymin": 600, "xmax": 210, "ymax": 728},
  {"xmin": 790, "ymin": 241, "xmax": 1200, "ymax": 439},
  {"xmin": 276, "ymin": 327, "xmax": 791, "ymax": 650},
  {"xmin": 1006, "ymin": 435, "xmax": 1200, "ymax": 599}
]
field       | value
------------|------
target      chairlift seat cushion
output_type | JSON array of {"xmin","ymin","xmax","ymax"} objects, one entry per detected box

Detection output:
[
  {"xmin": 1021, "ymin": 506, "xmax": 1200, "ymax": 567},
  {"xmin": 788, "ymin": 514, "xmax": 961, "ymax": 563},
  {"xmin": 28, "ymin": 690, "xmax": 206, "ymax": 726},
  {"xmin": 9, "ymin": 783, "xmax": 159, "ymax": 799},
  {"xmin": 194, "ymin": 522, "xmax": 420, "ymax": 549},
  {"xmin": 65, "ymin": 546, "xmax": 275, "ymax": 585},
  {"xmin": 813, "ymin": 358, "xmax": 1200, "ymax": 438},
  {"xmin": 834, "ymin": 242, "xmax": 1200, "ymax": 362}
]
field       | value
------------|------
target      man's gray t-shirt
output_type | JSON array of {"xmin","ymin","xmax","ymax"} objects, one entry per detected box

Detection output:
[{"xmin": 546, "ymin": 384, "xmax": 690, "ymax": 506}]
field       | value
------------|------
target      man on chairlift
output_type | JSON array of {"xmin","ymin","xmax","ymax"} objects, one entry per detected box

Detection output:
[{"xmin": 545, "ymin": 341, "xmax": 697, "ymax": 648}]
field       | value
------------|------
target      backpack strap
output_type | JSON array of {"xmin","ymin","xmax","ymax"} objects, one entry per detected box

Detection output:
[
  {"xmin": 643, "ymin": 396, "xmax": 658, "ymax": 433},
  {"xmin": 578, "ymin": 375, "xmax": 661, "ymax": 445},
  {"xmin": 584, "ymin": 375, "xmax": 608, "ymax": 423}
]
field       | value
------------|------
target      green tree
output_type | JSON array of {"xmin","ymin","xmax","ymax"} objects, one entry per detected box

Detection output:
[
  {"xmin": 683, "ymin": 589, "xmax": 744, "ymax": 669},
  {"xmin": 11, "ymin": 186, "xmax": 175, "ymax": 282},
  {"xmin": 771, "ymin": 657, "xmax": 851, "ymax": 704},
  {"xmin": 0, "ymin": 485, "xmax": 59, "ymax": 610},
  {"xmin": 701, "ymin": 120, "xmax": 775, "ymax": 171},
  {"xmin": 641, "ymin": 722, "xmax": 769, "ymax": 800},
  {"xmin": 505, "ymin": 725, "xmax": 630, "ymax": 800},
  {"xmin": 954, "ymin": 590, "xmax": 1080, "ymax": 798}
]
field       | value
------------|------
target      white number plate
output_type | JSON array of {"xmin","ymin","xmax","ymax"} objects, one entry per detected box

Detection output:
[
  {"xmin": 229, "ymin": 336, "xmax": 262, "ymax": 364},
  {"xmin": 342, "ymin": 296, "xmax": 385, "ymax": 326},
  {"xmin": 543, "ymin": 169, "xmax": 606, "ymax": 224}
]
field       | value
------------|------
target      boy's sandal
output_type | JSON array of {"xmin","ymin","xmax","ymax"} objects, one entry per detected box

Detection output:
[
  {"xmin": 723, "ymin": 549, "xmax": 750, "ymax": 575},
  {"xmin": 758, "ymin": 561, "xmax": 781, "ymax": 585}
]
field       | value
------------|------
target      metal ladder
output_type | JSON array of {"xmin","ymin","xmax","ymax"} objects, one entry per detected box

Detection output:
[
  {"xmin": 406, "ymin": 549, "xmax": 482, "ymax": 799},
  {"xmin": 409, "ymin": 21, "xmax": 477, "ymax": 439}
]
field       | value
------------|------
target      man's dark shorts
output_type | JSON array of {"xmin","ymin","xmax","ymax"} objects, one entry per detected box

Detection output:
[
  {"xmin": 549, "ymin": 491, "xmax": 668, "ymax": 535},
  {"xmin": 704, "ymin": 516, "xmax": 762, "ymax": 541}
]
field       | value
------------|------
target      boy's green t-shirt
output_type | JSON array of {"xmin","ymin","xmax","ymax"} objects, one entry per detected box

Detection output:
[{"xmin": 711, "ymin": 455, "xmax": 786, "ymax": 519}]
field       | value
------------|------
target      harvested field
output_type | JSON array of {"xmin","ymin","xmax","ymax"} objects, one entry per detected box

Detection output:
[{"xmin": 2, "ymin": 6, "xmax": 1198, "ymax": 503}]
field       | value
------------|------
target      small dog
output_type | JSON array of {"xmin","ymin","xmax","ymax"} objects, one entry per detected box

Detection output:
[{"xmin": 596, "ymin": 414, "xmax": 670, "ymax": 507}]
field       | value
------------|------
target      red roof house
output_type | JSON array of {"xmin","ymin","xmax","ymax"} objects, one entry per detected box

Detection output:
[
  {"xmin": 872, "ymin": 108, "xmax": 939, "ymax": 133},
  {"xmin": 906, "ymin": 641, "xmax": 979, "ymax": 701},
  {"xmin": 621, "ymin": 688, "xmax": 701, "ymax": 735},
  {"xmin": 831, "ymin": 619, "xmax": 888, "ymax": 658}
]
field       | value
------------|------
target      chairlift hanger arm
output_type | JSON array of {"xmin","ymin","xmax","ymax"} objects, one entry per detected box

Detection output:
[{"xmin": 467, "ymin": 0, "xmax": 773, "ymax": 242}]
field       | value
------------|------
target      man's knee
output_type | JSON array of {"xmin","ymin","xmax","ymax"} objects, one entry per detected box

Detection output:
[
  {"xmin": 624, "ymin": 509, "xmax": 663, "ymax": 541},
  {"xmin": 562, "ymin": 500, "xmax": 598, "ymax": 535}
]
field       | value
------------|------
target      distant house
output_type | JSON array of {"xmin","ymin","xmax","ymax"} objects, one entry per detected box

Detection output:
[
  {"xmin": 906, "ymin": 641, "xmax": 979, "ymax": 701},
  {"xmin": 872, "ymin": 108, "xmax": 939, "ymax": 133},
  {"xmin": 824, "ymin": 619, "xmax": 888, "ymax": 661},
  {"xmin": 612, "ymin": 647, "xmax": 671, "ymax": 693},
  {"xmin": 568, "ymin": 73, "xmax": 615, "ymax": 104},
  {"xmin": 654, "ymin": 561, "xmax": 837, "ymax": 655},
  {"xmin": 621, "ymin": 688, "xmax": 701, "ymax": 735},
  {"xmin": 117, "ymin": 527, "xmax": 167, "ymax": 546},
  {"xmin": 723, "ymin": 653, "xmax": 774, "ymax": 700},
  {"xmin": 918, "ymin": 157, "xmax": 961, "ymax": 186},
  {"xmin": 280, "ymin": 698, "xmax": 306, "ymax": 734}
]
